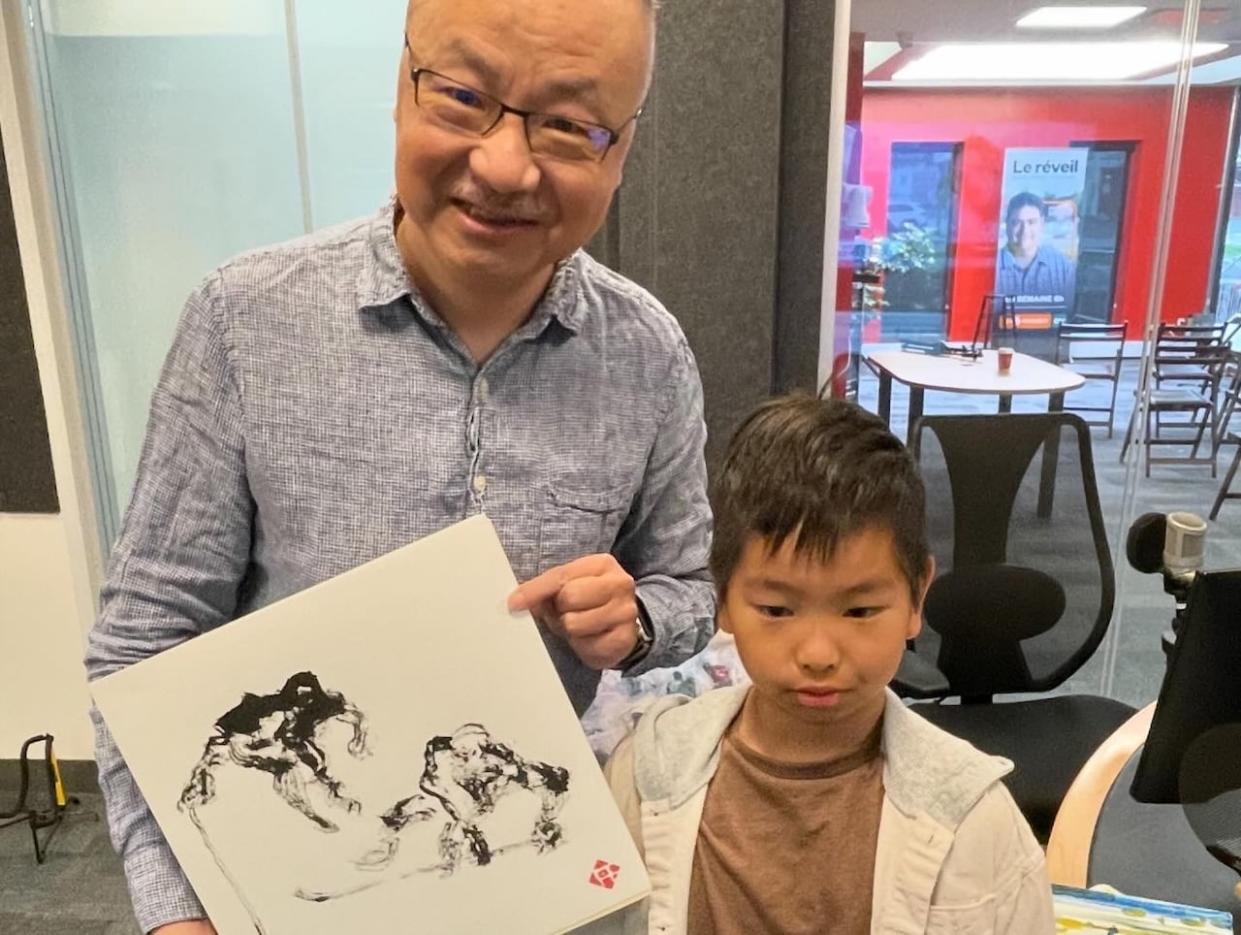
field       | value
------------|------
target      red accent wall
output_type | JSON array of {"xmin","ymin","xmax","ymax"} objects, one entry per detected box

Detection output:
[{"xmin": 859, "ymin": 87, "xmax": 1234, "ymax": 340}]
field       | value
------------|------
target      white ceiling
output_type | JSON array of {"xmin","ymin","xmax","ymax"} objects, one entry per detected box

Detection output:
[
  {"xmin": 854, "ymin": 1, "xmax": 1241, "ymax": 85},
  {"xmin": 852, "ymin": 0, "xmax": 1239, "ymax": 44}
]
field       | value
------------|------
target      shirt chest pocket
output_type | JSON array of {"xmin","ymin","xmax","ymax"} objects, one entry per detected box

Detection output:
[
  {"xmin": 924, "ymin": 895, "xmax": 997, "ymax": 935},
  {"xmin": 538, "ymin": 483, "xmax": 632, "ymax": 574}
]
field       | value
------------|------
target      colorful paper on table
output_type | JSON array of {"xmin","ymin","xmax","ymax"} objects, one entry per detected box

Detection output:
[
  {"xmin": 1054, "ymin": 884, "xmax": 1234, "ymax": 933},
  {"xmin": 92, "ymin": 515, "xmax": 649, "ymax": 935}
]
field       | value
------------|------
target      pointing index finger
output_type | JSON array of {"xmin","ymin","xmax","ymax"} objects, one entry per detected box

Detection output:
[
  {"xmin": 508, "ymin": 567, "xmax": 568, "ymax": 612},
  {"xmin": 506, "ymin": 555, "xmax": 601, "ymax": 612}
]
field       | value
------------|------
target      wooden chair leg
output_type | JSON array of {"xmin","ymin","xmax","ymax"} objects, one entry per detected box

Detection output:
[
  {"xmin": 1106, "ymin": 376, "xmax": 1120, "ymax": 439},
  {"xmin": 1190, "ymin": 409, "xmax": 1211, "ymax": 466},
  {"xmin": 1145, "ymin": 406, "xmax": 1153, "ymax": 478},
  {"xmin": 1120, "ymin": 400, "xmax": 1137, "ymax": 464}
]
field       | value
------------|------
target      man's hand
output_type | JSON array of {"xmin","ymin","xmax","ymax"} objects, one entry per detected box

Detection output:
[
  {"xmin": 508, "ymin": 554, "xmax": 640, "ymax": 670},
  {"xmin": 152, "ymin": 922, "xmax": 217, "ymax": 935}
]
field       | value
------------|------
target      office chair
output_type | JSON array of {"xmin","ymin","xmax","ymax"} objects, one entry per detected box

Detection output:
[{"xmin": 894, "ymin": 412, "xmax": 1135, "ymax": 841}]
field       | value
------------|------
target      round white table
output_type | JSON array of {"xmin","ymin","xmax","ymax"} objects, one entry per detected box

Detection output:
[
  {"xmin": 864, "ymin": 349, "xmax": 1086, "ymax": 516},
  {"xmin": 866, "ymin": 349, "xmax": 1086, "ymax": 435}
]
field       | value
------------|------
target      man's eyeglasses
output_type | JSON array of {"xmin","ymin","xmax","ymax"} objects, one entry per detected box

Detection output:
[{"xmin": 403, "ymin": 37, "xmax": 640, "ymax": 163}]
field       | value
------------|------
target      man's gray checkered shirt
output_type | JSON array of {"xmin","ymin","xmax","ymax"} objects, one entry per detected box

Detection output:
[{"xmin": 84, "ymin": 199, "xmax": 714, "ymax": 932}]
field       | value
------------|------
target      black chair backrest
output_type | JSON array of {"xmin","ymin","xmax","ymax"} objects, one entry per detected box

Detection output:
[
  {"xmin": 1132, "ymin": 569, "xmax": 1241, "ymax": 804},
  {"xmin": 1153, "ymin": 343, "xmax": 1232, "ymax": 395},
  {"xmin": 1157, "ymin": 322, "xmax": 1225, "ymax": 341},
  {"xmin": 986, "ymin": 293, "xmax": 1018, "ymax": 348},
  {"xmin": 911, "ymin": 413, "xmax": 1115, "ymax": 696},
  {"xmin": 1154, "ymin": 322, "xmax": 1226, "ymax": 362},
  {"xmin": 1055, "ymin": 322, "xmax": 1127, "ymax": 367}
]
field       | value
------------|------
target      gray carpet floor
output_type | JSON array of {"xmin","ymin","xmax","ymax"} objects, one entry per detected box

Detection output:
[
  {"xmin": 0, "ymin": 793, "xmax": 140, "ymax": 934},
  {"xmin": 3, "ymin": 356, "xmax": 1237, "ymax": 932}
]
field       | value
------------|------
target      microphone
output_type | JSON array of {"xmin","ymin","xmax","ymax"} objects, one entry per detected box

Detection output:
[
  {"xmin": 1125, "ymin": 510, "xmax": 1209, "ymax": 653},
  {"xmin": 1163, "ymin": 511, "xmax": 1208, "ymax": 581},
  {"xmin": 1126, "ymin": 512, "xmax": 1167, "ymax": 575},
  {"xmin": 1126, "ymin": 511, "xmax": 1207, "ymax": 579}
]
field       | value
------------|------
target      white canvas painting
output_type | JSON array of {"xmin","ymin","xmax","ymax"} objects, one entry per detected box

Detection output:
[{"xmin": 92, "ymin": 515, "xmax": 649, "ymax": 935}]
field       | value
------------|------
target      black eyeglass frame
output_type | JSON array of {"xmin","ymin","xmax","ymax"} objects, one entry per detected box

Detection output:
[{"xmin": 402, "ymin": 36, "xmax": 643, "ymax": 162}]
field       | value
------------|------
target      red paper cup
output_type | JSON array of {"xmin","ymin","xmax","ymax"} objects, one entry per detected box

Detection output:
[{"xmin": 997, "ymin": 347, "xmax": 1014, "ymax": 373}]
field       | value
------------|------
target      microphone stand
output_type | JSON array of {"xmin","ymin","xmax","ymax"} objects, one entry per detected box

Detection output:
[{"xmin": 1160, "ymin": 569, "xmax": 1196, "ymax": 659}]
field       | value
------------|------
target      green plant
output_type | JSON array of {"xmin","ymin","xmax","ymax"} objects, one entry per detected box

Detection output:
[
  {"xmin": 858, "ymin": 222, "xmax": 940, "ymax": 314},
  {"xmin": 880, "ymin": 222, "xmax": 939, "ymax": 275}
]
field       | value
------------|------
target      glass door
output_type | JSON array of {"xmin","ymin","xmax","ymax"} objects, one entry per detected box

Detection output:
[
  {"xmin": 880, "ymin": 142, "xmax": 961, "ymax": 342},
  {"xmin": 1073, "ymin": 142, "xmax": 1134, "ymax": 324}
]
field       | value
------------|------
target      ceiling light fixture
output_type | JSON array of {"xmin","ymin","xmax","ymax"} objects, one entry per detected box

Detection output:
[
  {"xmin": 863, "ymin": 41, "xmax": 904, "ymax": 76},
  {"xmin": 1017, "ymin": 6, "xmax": 1147, "ymax": 29},
  {"xmin": 893, "ymin": 41, "xmax": 1227, "ymax": 82}
]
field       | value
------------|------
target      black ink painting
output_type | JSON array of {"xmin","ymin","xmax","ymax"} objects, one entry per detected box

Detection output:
[
  {"xmin": 177, "ymin": 672, "xmax": 571, "ymax": 923},
  {"xmin": 178, "ymin": 672, "xmax": 371, "ymax": 933},
  {"xmin": 296, "ymin": 723, "xmax": 571, "ymax": 903}
]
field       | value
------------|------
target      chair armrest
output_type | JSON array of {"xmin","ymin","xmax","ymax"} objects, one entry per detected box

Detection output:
[{"xmin": 1046, "ymin": 704, "xmax": 1155, "ymax": 886}]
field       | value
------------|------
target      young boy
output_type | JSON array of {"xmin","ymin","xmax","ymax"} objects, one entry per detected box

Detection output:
[{"xmin": 601, "ymin": 395, "xmax": 1054, "ymax": 934}]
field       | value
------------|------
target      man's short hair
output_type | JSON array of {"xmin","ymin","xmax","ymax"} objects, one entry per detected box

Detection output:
[
  {"xmin": 710, "ymin": 394, "xmax": 930, "ymax": 601},
  {"xmin": 1005, "ymin": 191, "xmax": 1047, "ymax": 223}
]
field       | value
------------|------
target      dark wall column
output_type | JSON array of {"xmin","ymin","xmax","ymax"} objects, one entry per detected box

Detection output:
[
  {"xmin": 592, "ymin": 0, "xmax": 837, "ymax": 472},
  {"xmin": 0, "ymin": 125, "xmax": 58, "ymax": 513},
  {"xmin": 773, "ymin": 0, "xmax": 836, "ymax": 396}
]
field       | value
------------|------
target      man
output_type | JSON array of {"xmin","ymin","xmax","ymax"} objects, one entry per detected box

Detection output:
[
  {"xmin": 995, "ymin": 191, "xmax": 1076, "ymax": 311},
  {"xmin": 85, "ymin": 0, "xmax": 713, "ymax": 931}
]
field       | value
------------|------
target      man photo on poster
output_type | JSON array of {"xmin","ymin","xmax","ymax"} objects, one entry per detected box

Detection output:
[{"xmin": 995, "ymin": 191, "xmax": 1077, "ymax": 316}]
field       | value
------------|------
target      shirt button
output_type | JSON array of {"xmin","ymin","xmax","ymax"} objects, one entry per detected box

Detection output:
[
  {"xmin": 473, "ymin": 475, "xmax": 487, "ymax": 494},
  {"xmin": 476, "ymin": 377, "xmax": 489, "ymax": 403}
]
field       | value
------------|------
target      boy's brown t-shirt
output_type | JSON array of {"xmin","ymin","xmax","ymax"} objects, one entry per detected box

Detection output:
[{"xmin": 686, "ymin": 718, "xmax": 884, "ymax": 935}]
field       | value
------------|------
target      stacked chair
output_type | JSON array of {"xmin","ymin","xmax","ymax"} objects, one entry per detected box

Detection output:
[
  {"xmin": 1120, "ymin": 322, "xmax": 1233, "ymax": 477},
  {"xmin": 1054, "ymin": 321, "xmax": 1127, "ymax": 438}
]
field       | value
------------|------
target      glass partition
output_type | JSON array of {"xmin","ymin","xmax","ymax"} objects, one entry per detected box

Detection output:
[
  {"xmin": 1211, "ymin": 106, "xmax": 1241, "ymax": 328},
  {"xmin": 826, "ymin": 0, "xmax": 1241, "ymax": 709},
  {"xmin": 25, "ymin": 0, "xmax": 406, "ymax": 537}
]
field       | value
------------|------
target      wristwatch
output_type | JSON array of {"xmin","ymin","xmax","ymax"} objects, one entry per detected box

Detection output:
[{"xmin": 616, "ymin": 602, "xmax": 654, "ymax": 671}]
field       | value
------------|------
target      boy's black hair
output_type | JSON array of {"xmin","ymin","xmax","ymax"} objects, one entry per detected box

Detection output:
[{"xmin": 710, "ymin": 393, "xmax": 930, "ymax": 601}]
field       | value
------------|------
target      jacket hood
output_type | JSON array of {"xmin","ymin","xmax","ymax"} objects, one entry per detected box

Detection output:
[{"xmin": 631, "ymin": 686, "xmax": 1014, "ymax": 831}]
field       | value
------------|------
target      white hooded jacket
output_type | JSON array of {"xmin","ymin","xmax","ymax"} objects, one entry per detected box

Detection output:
[{"xmin": 585, "ymin": 685, "xmax": 1055, "ymax": 935}]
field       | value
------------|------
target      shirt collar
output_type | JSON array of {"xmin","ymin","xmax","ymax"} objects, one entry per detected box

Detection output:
[
  {"xmin": 1000, "ymin": 246, "xmax": 1050, "ymax": 271},
  {"xmin": 355, "ymin": 195, "xmax": 586, "ymax": 336}
]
